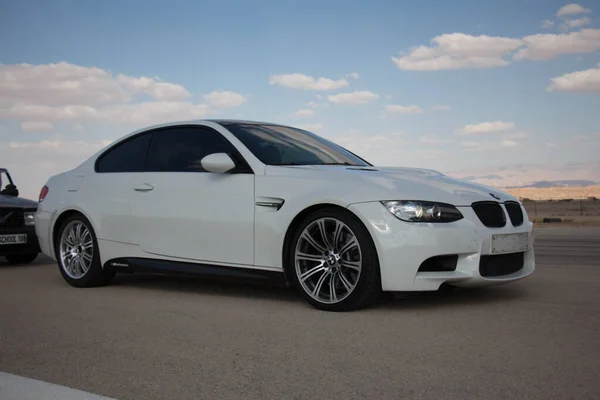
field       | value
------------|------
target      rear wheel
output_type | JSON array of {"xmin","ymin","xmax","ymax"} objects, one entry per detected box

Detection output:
[
  {"xmin": 5, "ymin": 253, "xmax": 38, "ymax": 264},
  {"xmin": 288, "ymin": 207, "xmax": 381, "ymax": 311},
  {"xmin": 55, "ymin": 213, "xmax": 114, "ymax": 287}
]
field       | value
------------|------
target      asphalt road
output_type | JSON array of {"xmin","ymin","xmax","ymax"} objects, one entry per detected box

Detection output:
[{"xmin": 1, "ymin": 227, "xmax": 599, "ymax": 400}]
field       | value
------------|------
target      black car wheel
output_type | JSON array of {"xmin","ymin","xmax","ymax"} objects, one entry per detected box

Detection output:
[
  {"xmin": 287, "ymin": 207, "xmax": 381, "ymax": 312},
  {"xmin": 55, "ymin": 213, "xmax": 114, "ymax": 287}
]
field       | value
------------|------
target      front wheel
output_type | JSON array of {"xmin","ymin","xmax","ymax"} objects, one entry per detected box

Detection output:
[
  {"xmin": 55, "ymin": 213, "xmax": 114, "ymax": 287},
  {"xmin": 288, "ymin": 207, "xmax": 381, "ymax": 311}
]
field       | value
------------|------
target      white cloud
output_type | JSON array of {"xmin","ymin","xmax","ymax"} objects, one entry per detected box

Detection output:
[
  {"xmin": 296, "ymin": 123, "xmax": 324, "ymax": 132},
  {"xmin": 461, "ymin": 140, "xmax": 481, "ymax": 151},
  {"xmin": 541, "ymin": 20, "xmax": 555, "ymax": 29},
  {"xmin": 432, "ymin": 105, "xmax": 451, "ymax": 111},
  {"xmin": 418, "ymin": 149, "xmax": 445, "ymax": 159},
  {"xmin": 419, "ymin": 134, "xmax": 451, "ymax": 145},
  {"xmin": 305, "ymin": 100, "xmax": 328, "ymax": 109},
  {"xmin": 326, "ymin": 132, "xmax": 408, "ymax": 165},
  {"xmin": 546, "ymin": 142, "xmax": 558, "ymax": 148},
  {"xmin": 504, "ymin": 131, "xmax": 529, "ymax": 139},
  {"xmin": 461, "ymin": 138, "xmax": 522, "ymax": 152},
  {"xmin": 547, "ymin": 63, "xmax": 600, "ymax": 92},
  {"xmin": 392, "ymin": 33, "xmax": 524, "ymax": 70},
  {"xmin": 1, "ymin": 101, "xmax": 213, "ymax": 126},
  {"xmin": 561, "ymin": 17, "xmax": 592, "ymax": 30},
  {"xmin": 0, "ymin": 61, "xmax": 130, "ymax": 106},
  {"xmin": 514, "ymin": 29, "xmax": 600, "ymax": 60},
  {"xmin": 0, "ymin": 61, "xmax": 248, "ymax": 129},
  {"xmin": 501, "ymin": 139, "xmax": 520, "ymax": 148},
  {"xmin": 269, "ymin": 73, "xmax": 349, "ymax": 90},
  {"xmin": 393, "ymin": 26, "xmax": 600, "ymax": 69},
  {"xmin": 327, "ymin": 91, "xmax": 379, "ymax": 105},
  {"xmin": 345, "ymin": 72, "xmax": 360, "ymax": 79},
  {"xmin": 383, "ymin": 104, "xmax": 424, "ymax": 115},
  {"xmin": 557, "ymin": 4, "xmax": 591, "ymax": 17},
  {"xmin": 456, "ymin": 121, "xmax": 516, "ymax": 135},
  {"xmin": 116, "ymin": 75, "xmax": 190, "ymax": 101},
  {"xmin": 0, "ymin": 139, "xmax": 112, "ymax": 200},
  {"xmin": 203, "ymin": 90, "xmax": 247, "ymax": 108},
  {"xmin": 21, "ymin": 121, "xmax": 53, "ymax": 131},
  {"xmin": 294, "ymin": 109, "xmax": 315, "ymax": 117}
]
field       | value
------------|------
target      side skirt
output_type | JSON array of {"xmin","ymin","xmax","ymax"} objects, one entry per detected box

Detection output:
[{"xmin": 103, "ymin": 257, "xmax": 287, "ymax": 287}]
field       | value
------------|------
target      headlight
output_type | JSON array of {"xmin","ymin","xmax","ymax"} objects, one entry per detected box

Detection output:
[
  {"xmin": 24, "ymin": 211, "xmax": 36, "ymax": 226},
  {"xmin": 381, "ymin": 200, "xmax": 463, "ymax": 223}
]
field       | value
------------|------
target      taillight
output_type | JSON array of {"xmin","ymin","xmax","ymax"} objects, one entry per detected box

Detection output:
[{"xmin": 39, "ymin": 185, "xmax": 49, "ymax": 202}]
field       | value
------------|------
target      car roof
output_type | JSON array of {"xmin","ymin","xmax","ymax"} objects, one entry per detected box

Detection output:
[
  {"xmin": 206, "ymin": 119, "xmax": 300, "ymax": 128},
  {"xmin": 128, "ymin": 119, "xmax": 301, "ymax": 135}
]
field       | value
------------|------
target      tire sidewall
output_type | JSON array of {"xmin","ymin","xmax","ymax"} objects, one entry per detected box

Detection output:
[
  {"xmin": 287, "ymin": 207, "xmax": 381, "ymax": 311},
  {"xmin": 54, "ymin": 213, "xmax": 105, "ymax": 287}
]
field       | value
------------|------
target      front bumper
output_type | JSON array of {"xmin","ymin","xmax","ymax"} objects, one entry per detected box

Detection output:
[
  {"xmin": 0, "ymin": 226, "xmax": 41, "ymax": 256},
  {"xmin": 348, "ymin": 201, "xmax": 535, "ymax": 292}
]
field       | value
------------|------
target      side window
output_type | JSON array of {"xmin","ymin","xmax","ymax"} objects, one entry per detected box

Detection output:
[
  {"xmin": 96, "ymin": 133, "xmax": 152, "ymax": 173},
  {"xmin": 146, "ymin": 126, "xmax": 246, "ymax": 172}
]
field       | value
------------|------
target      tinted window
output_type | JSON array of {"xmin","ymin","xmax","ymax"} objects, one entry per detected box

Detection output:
[
  {"xmin": 223, "ymin": 123, "xmax": 370, "ymax": 166},
  {"xmin": 146, "ymin": 126, "xmax": 244, "ymax": 172},
  {"xmin": 96, "ymin": 133, "xmax": 151, "ymax": 173}
]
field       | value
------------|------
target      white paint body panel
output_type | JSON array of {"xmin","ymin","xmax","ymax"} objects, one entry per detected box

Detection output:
[
  {"xmin": 130, "ymin": 172, "xmax": 255, "ymax": 265},
  {"xmin": 35, "ymin": 119, "xmax": 535, "ymax": 291}
]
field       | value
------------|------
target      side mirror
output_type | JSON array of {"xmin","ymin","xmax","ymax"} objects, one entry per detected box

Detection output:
[{"xmin": 201, "ymin": 153, "xmax": 236, "ymax": 173}]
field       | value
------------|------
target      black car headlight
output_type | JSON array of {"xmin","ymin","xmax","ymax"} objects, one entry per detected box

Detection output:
[
  {"xmin": 24, "ymin": 211, "xmax": 36, "ymax": 226},
  {"xmin": 381, "ymin": 200, "xmax": 463, "ymax": 223}
]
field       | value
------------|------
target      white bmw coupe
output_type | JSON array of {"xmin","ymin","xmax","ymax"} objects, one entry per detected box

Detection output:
[{"xmin": 35, "ymin": 120, "xmax": 535, "ymax": 311}]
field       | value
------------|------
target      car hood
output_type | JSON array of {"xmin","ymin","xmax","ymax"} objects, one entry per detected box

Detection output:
[
  {"xmin": 269, "ymin": 165, "xmax": 518, "ymax": 206},
  {"xmin": 0, "ymin": 194, "xmax": 39, "ymax": 209}
]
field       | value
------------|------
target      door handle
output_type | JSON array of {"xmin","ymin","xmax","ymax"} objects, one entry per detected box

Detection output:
[{"xmin": 134, "ymin": 183, "xmax": 154, "ymax": 192}]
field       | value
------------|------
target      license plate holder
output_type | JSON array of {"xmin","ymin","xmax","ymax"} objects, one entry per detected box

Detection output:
[
  {"xmin": 0, "ymin": 234, "xmax": 28, "ymax": 245},
  {"xmin": 491, "ymin": 232, "xmax": 529, "ymax": 254}
]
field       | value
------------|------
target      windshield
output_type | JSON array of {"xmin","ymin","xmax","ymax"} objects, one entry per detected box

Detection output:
[
  {"xmin": 1, "ymin": 170, "xmax": 10, "ymax": 191},
  {"xmin": 0, "ymin": 170, "xmax": 16, "ymax": 196},
  {"xmin": 223, "ymin": 123, "xmax": 371, "ymax": 167}
]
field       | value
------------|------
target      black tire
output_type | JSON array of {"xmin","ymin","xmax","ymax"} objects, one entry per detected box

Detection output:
[
  {"xmin": 287, "ymin": 207, "xmax": 381, "ymax": 311},
  {"xmin": 54, "ymin": 213, "xmax": 115, "ymax": 288},
  {"xmin": 5, "ymin": 253, "xmax": 38, "ymax": 264}
]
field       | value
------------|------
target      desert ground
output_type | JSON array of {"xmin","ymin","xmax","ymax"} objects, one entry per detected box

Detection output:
[
  {"xmin": 502, "ymin": 185, "xmax": 600, "ymax": 201},
  {"xmin": 496, "ymin": 186, "xmax": 600, "ymax": 225},
  {"xmin": 1, "ymin": 227, "xmax": 599, "ymax": 400}
]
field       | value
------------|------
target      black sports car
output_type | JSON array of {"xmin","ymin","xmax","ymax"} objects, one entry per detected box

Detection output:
[{"xmin": 0, "ymin": 168, "xmax": 40, "ymax": 264}]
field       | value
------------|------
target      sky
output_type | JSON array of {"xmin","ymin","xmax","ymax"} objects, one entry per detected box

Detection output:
[{"xmin": 1, "ymin": 0, "xmax": 600, "ymax": 200}]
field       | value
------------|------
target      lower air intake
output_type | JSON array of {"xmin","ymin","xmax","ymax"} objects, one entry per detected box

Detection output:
[
  {"xmin": 479, "ymin": 252, "xmax": 524, "ymax": 277},
  {"xmin": 418, "ymin": 255, "xmax": 458, "ymax": 272}
]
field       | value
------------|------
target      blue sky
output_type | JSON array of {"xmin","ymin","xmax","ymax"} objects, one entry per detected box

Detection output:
[{"xmin": 1, "ymin": 0, "xmax": 599, "ymax": 199}]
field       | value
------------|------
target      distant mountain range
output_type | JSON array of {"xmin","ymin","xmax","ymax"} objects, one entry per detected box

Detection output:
[{"xmin": 504, "ymin": 180, "xmax": 599, "ymax": 189}]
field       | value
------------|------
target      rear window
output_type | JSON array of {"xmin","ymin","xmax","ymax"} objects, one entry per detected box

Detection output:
[{"xmin": 96, "ymin": 133, "xmax": 152, "ymax": 173}]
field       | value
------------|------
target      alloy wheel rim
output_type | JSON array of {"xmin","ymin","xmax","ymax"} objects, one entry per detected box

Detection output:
[
  {"xmin": 59, "ymin": 221, "xmax": 94, "ymax": 279},
  {"xmin": 294, "ymin": 217, "xmax": 362, "ymax": 304}
]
